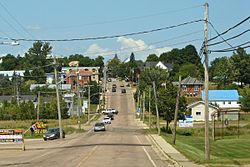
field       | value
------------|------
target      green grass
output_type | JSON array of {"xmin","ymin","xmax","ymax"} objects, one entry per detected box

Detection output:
[{"xmin": 161, "ymin": 132, "xmax": 250, "ymax": 165}]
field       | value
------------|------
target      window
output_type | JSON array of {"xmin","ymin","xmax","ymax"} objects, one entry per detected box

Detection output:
[
  {"xmin": 228, "ymin": 101, "xmax": 231, "ymax": 104},
  {"xmin": 92, "ymin": 69, "xmax": 96, "ymax": 72},
  {"xmin": 84, "ymin": 68, "xmax": 89, "ymax": 71},
  {"xmin": 194, "ymin": 85, "xmax": 199, "ymax": 91},
  {"xmin": 223, "ymin": 101, "xmax": 226, "ymax": 104},
  {"xmin": 182, "ymin": 85, "xmax": 187, "ymax": 91},
  {"xmin": 196, "ymin": 112, "xmax": 201, "ymax": 115}
]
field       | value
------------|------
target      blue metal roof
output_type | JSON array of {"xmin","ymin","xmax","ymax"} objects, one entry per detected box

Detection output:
[{"xmin": 202, "ymin": 90, "xmax": 239, "ymax": 101}]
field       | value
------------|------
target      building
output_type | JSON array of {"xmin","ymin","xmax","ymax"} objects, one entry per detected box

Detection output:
[
  {"xmin": 187, "ymin": 90, "xmax": 240, "ymax": 121},
  {"xmin": 187, "ymin": 101, "xmax": 218, "ymax": 121},
  {"xmin": 145, "ymin": 61, "xmax": 173, "ymax": 72},
  {"xmin": 61, "ymin": 67, "xmax": 100, "ymax": 91},
  {"xmin": 175, "ymin": 76, "xmax": 203, "ymax": 97}
]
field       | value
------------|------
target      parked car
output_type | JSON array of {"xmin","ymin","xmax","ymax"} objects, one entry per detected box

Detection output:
[
  {"xmin": 102, "ymin": 116, "xmax": 111, "ymax": 124},
  {"xmin": 43, "ymin": 128, "xmax": 65, "ymax": 141},
  {"xmin": 107, "ymin": 112, "xmax": 114, "ymax": 120},
  {"xmin": 121, "ymin": 89, "xmax": 126, "ymax": 93},
  {"xmin": 94, "ymin": 122, "xmax": 106, "ymax": 132},
  {"xmin": 112, "ymin": 84, "xmax": 117, "ymax": 88},
  {"xmin": 112, "ymin": 87, "xmax": 116, "ymax": 92}
]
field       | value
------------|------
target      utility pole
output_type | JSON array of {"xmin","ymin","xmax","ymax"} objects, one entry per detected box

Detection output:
[
  {"xmin": 153, "ymin": 81, "xmax": 160, "ymax": 135},
  {"xmin": 76, "ymin": 72, "xmax": 81, "ymax": 130},
  {"xmin": 204, "ymin": 2, "xmax": 210, "ymax": 162},
  {"xmin": 37, "ymin": 91, "xmax": 40, "ymax": 121},
  {"xmin": 172, "ymin": 76, "xmax": 181, "ymax": 145},
  {"xmin": 149, "ymin": 86, "xmax": 151, "ymax": 130},
  {"xmin": 54, "ymin": 57, "xmax": 63, "ymax": 139},
  {"xmin": 142, "ymin": 91, "xmax": 145, "ymax": 122},
  {"xmin": 88, "ymin": 85, "xmax": 90, "ymax": 124}
]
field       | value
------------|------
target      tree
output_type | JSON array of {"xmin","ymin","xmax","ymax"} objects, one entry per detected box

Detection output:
[
  {"xmin": 239, "ymin": 86, "xmax": 250, "ymax": 111},
  {"xmin": 173, "ymin": 63, "xmax": 202, "ymax": 81},
  {"xmin": 0, "ymin": 54, "xmax": 18, "ymax": 70},
  {"xmin": 25, "ymin": 41, "xmax": 52, "ymax": 72},
  {"xmin": 231, "ymin": 48, "xmax": 250, "ymax": 86},
  {"xmin": 146, "ymin": 54, "xmax": 158, "ymax": 62},
  {"xmin": 157, "ymin": 83, "xmax": 186, "ymax": 130},
  {"xmin": 210, "ymin": 57, "xmax": 233, "ymax": 85},
  {"xmin": 31, "ymin": 68, "xmax": 46, "ymax": 84}
]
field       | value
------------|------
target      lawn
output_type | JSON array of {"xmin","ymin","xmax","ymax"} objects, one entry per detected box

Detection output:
[{"xmin": 161, "ymin": 133, "xmax": 250, "ymax": 166}]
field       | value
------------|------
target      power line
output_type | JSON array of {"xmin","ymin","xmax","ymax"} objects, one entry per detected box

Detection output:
[
  {"xmin": 6, "ymin": 19, "xmax": 203, "ymax": 42},
  {"xmin": 209, "ymin": 41, "xmax": 250, "ymax": 53},
  {"xmin": 208, "ymin": 16, "xmax": 250, "ymax": 42},
  {"xmin": 208, "ymin": 21, "xmax": 234, "ymax": 49},
  {"xmin": 42, "ymin": 4, "xmax": 203, "ymax": 30},
  {"xmin": 208, "ymin": 28, "xmax": 250, "ymax": 46},
  {"xmin": 0, "ymin": 1, "xmax": 36, "ymax": 39},
  {"xmin": 84, "ymin": 30, "xmax": 203, "ymax": 56}
]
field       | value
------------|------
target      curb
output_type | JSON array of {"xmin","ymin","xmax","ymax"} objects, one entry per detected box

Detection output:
[{"xmin": 148, "ymin": 134, "xmax": 181, "ymax": 167}]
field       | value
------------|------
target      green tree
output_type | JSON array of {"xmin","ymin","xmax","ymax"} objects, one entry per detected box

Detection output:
[
  {"xmin": 24, "ymin": 41, "xmax": 52, "ymax": 72},
  {"xmin": 0, "ymin": 54, "xmax": 18, "ymax": 70},
  {"xmin": 146, "ymin": 54, "xmax": 158, "ymax": 62},
  {"xmin": 239, "ymin": 86, "xmax": 250, "ymax": 111},
  {"xmin": 31, "ymin": 68, "xmax": 46, "ymax": 84}
]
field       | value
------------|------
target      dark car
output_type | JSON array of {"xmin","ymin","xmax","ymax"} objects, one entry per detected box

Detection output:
[
  {"xmin": 43, "ymin": 128, "xmax": 65, "ymax": 141},
  {"xmin": 94, "ymin": 122, "xmax": 106, "ymax": 132},
  {"xmin": 112, "ymin": 87, "xmax": 116, "ymax": 92},
  {"xmin": 107, "ymin": 112, "xmax": 114, "ymax": 120},
  {"xmin": 121, "ymin": 89, "xmax": 126, "ymax": 93}
]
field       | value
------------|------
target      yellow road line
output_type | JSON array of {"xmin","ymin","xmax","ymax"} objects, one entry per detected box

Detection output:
[{"xmin": 76, "ymin": 145, "xmax": 97, "ymax": 167}]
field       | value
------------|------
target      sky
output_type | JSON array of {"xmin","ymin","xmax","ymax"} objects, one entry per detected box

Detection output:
[{"xmin": 0, "ymin": 0, "xmax": 249, "ymax": 63}]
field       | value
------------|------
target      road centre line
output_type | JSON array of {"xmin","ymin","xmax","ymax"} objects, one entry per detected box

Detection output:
[
  {"xmin": 136, "ymin": 135, "xmax": 157, "ymax": 167},
  {"xmin": 76, "ymin": 145, "xmax": 97, "ymax": 167}
]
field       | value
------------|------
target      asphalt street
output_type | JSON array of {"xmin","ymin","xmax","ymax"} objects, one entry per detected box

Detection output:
[{"xmin": 0, "ymin": 79, "xmax": 170, "ymax": 167}]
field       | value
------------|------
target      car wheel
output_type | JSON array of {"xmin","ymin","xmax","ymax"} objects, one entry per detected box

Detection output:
[{"xmin": 44, "ymin": 138, "xmax": 47, "ymax": 141}]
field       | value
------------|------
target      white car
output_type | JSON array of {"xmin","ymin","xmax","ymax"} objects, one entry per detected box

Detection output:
[
  {"xmin": 102, "ymin": 108, "xmax": 118, "ymax": 114},
  {"xmin": 102, "ymin": 116, "xmax": 111, "ymax": 124}
]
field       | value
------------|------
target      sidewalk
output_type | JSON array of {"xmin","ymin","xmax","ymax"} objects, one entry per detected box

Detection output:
[{"xmin": 135, "ymin": 118, "xmax": 203, "ymax": 167}]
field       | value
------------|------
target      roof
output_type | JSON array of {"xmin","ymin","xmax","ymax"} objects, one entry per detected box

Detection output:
[
  {"xmin": 181, "ymin": 76, "xmax": 203, "ymax": 85},
  {"xmin": 202, "ymin": 90, "xmax": 240, "ymax": 101},
  {"xmin": 145, "ymin": 61, "xmax": 173, "ymax": 70},
  {"xmin": 187, "ymin": 101, "xmax": 219, "ymax": 109},
  {"xmin": 0, "ymin": 95, "xmax": 36, "ymax": 101}
]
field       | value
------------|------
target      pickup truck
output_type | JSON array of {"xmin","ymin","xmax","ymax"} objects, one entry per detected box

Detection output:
[{"xmin": 101, "ymin": 108, "xmax": 118, "ymax": 115}]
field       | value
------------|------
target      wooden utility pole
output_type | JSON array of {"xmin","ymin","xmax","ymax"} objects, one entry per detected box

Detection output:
[
  {"xmin": 142, "ymin": 91, "xmax": 145, "ymax": 122},
  {"xmin": 172, "ymin": 76, "xmax": 181, "ymax": 145},
  {"xmin": 88, "ymin": 85, "xmax": 91, "ymax": 124},
  {"xmin": 37, "ymin": 91, "xmax": 40, "ymax": 121},
  {"xmin": 153, "ymin": 81, "xmax": 160, "ymax": 135},
  {"xmin": 204, "ymin": 2, "xmax": 210, "ymax": 162},
  {"xmin": 149, "ymin": 86, "xmax": 151, "ymax": 130},
  {"xmin": 54, "ymin": 57, "xmax": 63, "ymax": 139}
]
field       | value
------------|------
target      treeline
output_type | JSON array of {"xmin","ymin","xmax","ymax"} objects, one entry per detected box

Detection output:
[{"xmin": 0, "ymin": 97, "xmax": 69, "ymax": 120}]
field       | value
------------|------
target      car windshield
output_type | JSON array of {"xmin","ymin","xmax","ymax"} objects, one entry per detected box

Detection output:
[
  {"xmin": 104, "ymin": 117, "xmax": 110, "ymax": 120},
  {"xmin": 47, "ymin": 128, "xmax": 58, "ymax": 133},
  {"xmin": 95, "ymin": 123, "xmax": 104, "ymax": 126}
]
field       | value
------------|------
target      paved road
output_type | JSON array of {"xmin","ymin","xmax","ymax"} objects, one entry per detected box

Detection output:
[{"xmin": 0, "ymin": 80, "xmax": 170, "ymax": 167}]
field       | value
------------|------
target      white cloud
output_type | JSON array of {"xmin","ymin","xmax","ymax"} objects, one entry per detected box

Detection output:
[
  {"xmin": 116, "ymin": 37, "xmax": 172, "ymax": 61},
  {"xmin": 84, "ymin": 43, "xmax": 110, "ymax": 57}
]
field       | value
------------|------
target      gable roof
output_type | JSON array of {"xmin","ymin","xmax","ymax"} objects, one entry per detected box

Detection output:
[
  {"xmin": 181, "ymin": 76, "xmax": 203, "ymax": 85},
  {"xmin": 187, "ymin": 101, "xmax": 219, "ymax": 109},
  {"xmin": 202, "ymin": 90, "xmax": 240, "ymax": 101},
  {"xmin": 145, "ymin": 61, "xmax": 173, "ymax": 71}
]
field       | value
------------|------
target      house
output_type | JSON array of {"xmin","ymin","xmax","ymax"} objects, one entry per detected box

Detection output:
[
  {"xmin": 202, "ymin": 90, "xmax": 240, "ymax": 120},
  {"xmin": 61, "ymin": 67, "xmax": 100, "ymax": 91},
  {"xmin": 174, "ymin": 76, "xmax": 203, "ymax": 97},
  {"xmin": 187, "ymin": 101, "xmax": 219, "ymax": 121},
  {"xmin": 187, "ymin": 90, "xmax": 240, "ymax": 121},
  {"xmin": 30, "ymin": 84, "xmax": 71, "ymax": 91},
  {"xmin": 145, "ymin": 61, "xmax": 173, "ymax": 72},
  {"xmin": 0, "ymin": 70, "xmax": 27, "ymax": 80}
]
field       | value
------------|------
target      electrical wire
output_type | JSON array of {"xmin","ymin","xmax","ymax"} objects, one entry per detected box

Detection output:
[
  {"xmin": 209, "ymin": 41, "xmax": 250, "ymax": 53},
  {"xmin": 42, "ymin": 4, "xmax": 203, "ymax": 30},
  {"xmin": 208, "ymin": 16, "xmax": 250, "ymax": 42},
  {"xmin": 84, "ymin": 30, "xmax": 203, "ymax": 56},
  {"xmin": 208, "ymin": 28, "xmax": 250, "ymax": 47},
  {"xmin": 0, "ymin": 1, "xmax": 36, "ymax": 39},
  {"xmin": 5, "ymin": 19, "xmax": 203, "ymax": 42},
  {"xmin": 208, "ymin": 21, "xmax": 234, "ymax": 48}
]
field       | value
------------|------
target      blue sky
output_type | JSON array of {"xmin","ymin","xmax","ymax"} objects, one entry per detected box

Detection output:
[{"xmin": 0, "ymin": 0, "xmax": 249, "ymax": 63}]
